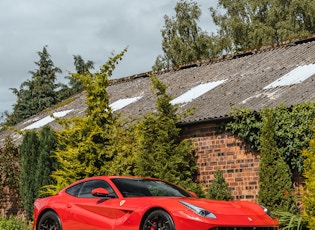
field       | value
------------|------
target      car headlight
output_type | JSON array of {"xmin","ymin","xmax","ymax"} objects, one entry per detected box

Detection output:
[
  {"xmin": 260, "ymin": 205, "xmax": 274, "ymax": 219},
  {"xmin": 179, "ymin": 201, "xmax": 217, "ymax": 219}
]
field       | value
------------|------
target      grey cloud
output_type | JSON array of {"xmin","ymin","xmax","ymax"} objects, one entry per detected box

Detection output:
[{"xmin": 0, "ymin": 0, "xmax": 216, "ymax": 114}]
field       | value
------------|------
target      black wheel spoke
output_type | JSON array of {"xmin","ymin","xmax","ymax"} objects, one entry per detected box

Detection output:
[
  {"xmin": 142, "ymin": 210, "xmax": 175, "ymax": 230},
  {"xmin": 37, "ymin": 211, "xmax": 62, "ymax": 230}
]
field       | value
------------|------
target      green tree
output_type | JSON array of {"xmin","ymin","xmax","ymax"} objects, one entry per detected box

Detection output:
[
  {"xmin": 302, "ymin": 130, "xmax": 315, "ymax": 228},
  {"xmin": 258, "ymin": 108, "xmax": 295, "ymax": 213},
  {"xmin": 9, "ymin": 46, "xmax": 62, "ymax": 124},
  {"xmin": 107, "ymin": 123, "xmax": 138, "ymax": 176},
  {"xmin": 134, "ymin": 75, "xmax": 201, "ymax": 194},
  {"xmin": 208, "ymin": 169, "xmax": 232, "ymax": 200},
  {"xmin": 36, "ymin": 126, "xmax": 58, "ymax": 197},
  {"xmin": 210, "ymin": 0, "xmax": 315, "ymax": 53},
  {"xmin": 153, "ymin": 0, "xmax": 218, "ymax": 70},
  {"xmin": 0, "ymin": 137, "xmax": 21, "ymax": 215},
  {"xmin": 66, "ymin": 55, "xmax": 94, "ymax": 94},
  {"xmin": 45, "ymin": 49, "xmax": 127, "ymax": 194},
  {"xmin": 19, "ymin": 131, "xmax": 39, "ymax": 220}
]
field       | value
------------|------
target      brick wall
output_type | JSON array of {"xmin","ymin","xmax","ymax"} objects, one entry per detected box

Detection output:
[
  {"xmin": 0, "ymin": 186, "xmax": 23, "ymax": 217},
  {"xmin": 181, "ymin": 121, "xmax": 260, "ymax": 202}
]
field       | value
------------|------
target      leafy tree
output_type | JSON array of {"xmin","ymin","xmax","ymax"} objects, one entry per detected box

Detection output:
[
  {"xmin": 36, "ymin": 126, "xmax": 58, "ymax": 197},
  {"xmin": 19, "ymin": 130, "xmax": 39, "ymax": 220},
  {"xmin": 44, "ymin": 49, "xmax": 127, "ymax": 194},
  {"xmin": 9, "ymin": 46, "xmax": 62, "ymax": 125},
  {"xmin": 258, "ymin": 108, "xmax": 295, "ymax": 213},
  {"xmin": 302, "ymin": 130, "xmax": 315, "ymax": 228},
  {"xmin": 207, "ymin": 169, "xmax": 232, "ymax": 200},
  {"xmin": 153, "ymin": 0, "xmax": 218, "ymax": 70},
  {"xmin": 0, "ymin": 137, "xmax": 21, "ymax": 215},
  {"xmin": 133, "ymin": 75, "xmax": 201, "ymax": 194},
  {"xmin": 210, "ymin": 0, "xmax": 315, "ymax": 53}
]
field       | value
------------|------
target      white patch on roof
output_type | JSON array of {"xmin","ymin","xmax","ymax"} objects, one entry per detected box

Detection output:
[
  {"xmin": 110, "ymin": 96, "xmax": 143, "ymax": 111},
  {"xmin": 240, "ymin": 89, "xmax": 283, "ymax": 104},
  {"xmin": 171, "ymin": 80, "xmax": 226, "ymax": 105},
  {"xmin": 264, "ymin": 64, "xmax": 315, "ymax": 89},
  {"xmin": 22, "ymin": 110, "xmax": 73, "ymax": 130}
]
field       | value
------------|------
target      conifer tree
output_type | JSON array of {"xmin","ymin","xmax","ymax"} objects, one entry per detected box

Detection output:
[
  {"xmin": 134, "ymin": 75, "xmax": 201, "ymax": 194},
  {"xmin": 258, "ymin": 108, "xmax": 295, "ymax": 213},
  {"xmin": 66, "ymin": 55, "xmax": 94, "ymax": 94},
  {"xmin": 208, "ymin": 169, "xmax": 232, "ymax": 200},
  {"xmin": 45, "ymin": 49, "xmax": 127, "ymax": 194},
  {"xmin": 107, "ymin": 124, "xmax": 137, "ymax": 176},
  {"xmin": 36, "ymin": 126, "xmax": 58, "ymax": 197},
  {"xmin": 302, "ymin": 132, "xmax": 315, "ymax": 228},
  {"xmin": 10, "ymin": 46, "xmax": 62, "ymax": 124},
  {"xmin": 19, "ymin": 131, "xmax": 39, "ymax": 220}
]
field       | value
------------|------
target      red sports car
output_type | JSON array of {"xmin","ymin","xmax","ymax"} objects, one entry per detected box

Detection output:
[{"xmin": 33, "ymin": 176, "xmax": 279, "ymax": 230}]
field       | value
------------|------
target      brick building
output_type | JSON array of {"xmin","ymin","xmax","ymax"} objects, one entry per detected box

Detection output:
[
  {"xmin": 1, "ymin": 36, "xmax": 315, "ymax": 214},
  {"xmin": 180, "ymin": 121, "xmax": 260, "ymax": 201}
]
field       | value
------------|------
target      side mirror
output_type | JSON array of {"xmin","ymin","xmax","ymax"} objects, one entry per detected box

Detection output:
[{"xmin": 92, "ymin": 188, "xmax": 110, "ymax": 197}]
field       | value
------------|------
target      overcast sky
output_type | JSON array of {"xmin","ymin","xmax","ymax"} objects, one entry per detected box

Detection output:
[{"xmin": 0, "ymin": 0, "xmax": 218, "ymax": 115}]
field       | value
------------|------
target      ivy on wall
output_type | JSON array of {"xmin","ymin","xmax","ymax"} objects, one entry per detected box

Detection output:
[{"xmin": 226, "ymin": 102, "xmax": 315, "ymax": 174}]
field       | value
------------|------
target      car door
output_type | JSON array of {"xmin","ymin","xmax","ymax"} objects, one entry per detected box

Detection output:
[{"xmin": 63, "ymin": 179, "xmax": 123, "ymax": 230}]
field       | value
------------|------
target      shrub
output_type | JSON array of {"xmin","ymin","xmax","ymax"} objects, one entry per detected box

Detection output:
[
  {"xmin": 0, "ymin": 216, "xmax": 30, "ymax": 230},
  {"xmin": 207, "ymin": 169, "xmax": 233, "ymax": 200},
  {"xmin": 274, "ymin": 211, "xmax": 307, "ymax": 230}
]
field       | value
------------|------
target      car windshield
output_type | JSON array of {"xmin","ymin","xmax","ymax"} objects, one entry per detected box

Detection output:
[{"xmin": 111, "ymin": 178, "xmax": 192, "ymax": 198}]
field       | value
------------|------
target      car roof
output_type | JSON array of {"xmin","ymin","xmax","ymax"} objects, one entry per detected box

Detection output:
[{"xmin": 67, "ymin": 175, "xmax": 159, "ymax": 186}]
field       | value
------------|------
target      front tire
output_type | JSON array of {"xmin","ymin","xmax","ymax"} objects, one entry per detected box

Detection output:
[
  {"xmin": 142, "ymin": 209, "xmax": 175, "ymax": 230},
  {"xmin": 37, "ymin": 211, "xmax": 62, "ymax": 230}
]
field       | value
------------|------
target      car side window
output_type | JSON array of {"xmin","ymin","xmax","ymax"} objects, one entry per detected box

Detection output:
[
  {"xmin": 66, "ymin": 183, "xmax": 82, "ymax": 197},
  {"xmin": 78, "ymin": 180, "xmax": 117, "ymax": 198}
]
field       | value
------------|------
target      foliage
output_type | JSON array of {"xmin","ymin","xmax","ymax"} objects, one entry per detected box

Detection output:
[
  {"xmin": 19, "ymin": 127, "xmax": 58, "ymax": 219},
  {"xmin": 274, "ymin": 210, "xmax": 307, "ymax": 230},
  {"xmin": 302, "ymin": 129, "xmax": 315, "ymax": 228},
  {"xmin": 154, "ymin": 0, "xmax": 315, "ymax": 70},
  {"xmin": 272, "ymin": 104, "xmax": 315, "ymax": 174},
  {"xmin": 19, "ymin": 131, "xmax": 40, "ymax": 220},
  {"xmin": 226, "ymin": 103, "xmax": 315, "ymax": 173},
  {"xmin": 36, "ymin": 126, "xmax": 58, "ymax": 197},
  {"xmin": 0, "ymin": 216, "xmax": 30, "ymax": 230},
  {"xmin": 207, "ymin": 169, "xmax": 232, "ymax": 200},
  {"xmin": 106, "ymin": 123, "xmax": 137, "ymax": 176},
  {"xmin": 8, "ymin": 46, "xmax": 65, "ymax": 125},
  {"xmin": 258, "ymin": 108, "xmax": 295, "ymax": 213},
  {"xmin": 133, "ymin": 75, "xmax": 202, "ymax": 195},
  {"xmin": 153, "ymin": 0, "xmax": 219, "ymax": 70},
  {"xmin": 0, "ymin": 137, "xmax": 21, "ymax": 215},
  {"xmin": 65, "ymin": 55, "xmax": 94, "ymax": 94},
  {"xmin": 210, "ymin": 0, "xmax": 315, "ymax": 53},
  {"xmin": 226, "ymin": 107, "xmax": 262, "ymax": 150},
  {"xmin": 45, "ymin": 49, "xmax": 127, "ymax": 194}
]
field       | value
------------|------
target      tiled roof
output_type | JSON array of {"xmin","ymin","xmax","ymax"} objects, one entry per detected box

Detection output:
[
  {"xmin": 109, "ymin": 35, "xmax": 315, "ymax": 123},
  {"xmin": 2, "ymin": 35, "xmax": 315, "ymax": 145}
]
